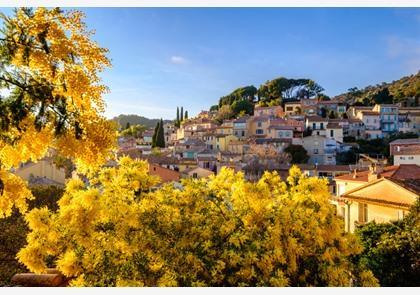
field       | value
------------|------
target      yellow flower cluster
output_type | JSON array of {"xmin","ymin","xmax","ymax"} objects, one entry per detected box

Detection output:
[
  {"xmin": 0, "ymin": 116, "xmax": 53, "ymax": 170},
  {"xmin": 0, "ymin": 170, "xmax": 33, "ymax": 218},
  {"xmin": 0, "ymin": 8, "xmax": 116, "ymax": 217},
  {"xmin": 18, "ymin": 158, "xmax": 378, "ymax": 286}
]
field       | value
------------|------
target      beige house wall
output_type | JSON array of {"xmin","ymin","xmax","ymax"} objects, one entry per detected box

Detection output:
[{"xmin": 15, "ymin": 159, "xmax": 66, "ymax": 184}]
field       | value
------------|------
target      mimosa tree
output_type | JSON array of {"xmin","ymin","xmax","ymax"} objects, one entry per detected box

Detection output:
[
  {"xmin": 0, "ymin": 8, "xmax": 117, "ymax": 218},
  {"xmin": 18, "ymin": 158, "xmax": 378, "ymax": 286}
]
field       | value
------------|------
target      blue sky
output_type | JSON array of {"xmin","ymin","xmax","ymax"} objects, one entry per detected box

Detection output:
[{"xmin": 2, "ymin": 8, "xmax": 420, "ymax": 119}]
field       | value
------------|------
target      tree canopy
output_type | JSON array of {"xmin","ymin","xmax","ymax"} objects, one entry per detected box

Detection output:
[
  {"xmin": 18, "ymin": 158, "xmax": 377, "ymax": 286},
  {"xmin": 218, "ymin": 86, "xmax": 257, "ymax": 108},
  {"xmin": 258, "ymin": 78, "xmax": 324, "ymax": 104}
]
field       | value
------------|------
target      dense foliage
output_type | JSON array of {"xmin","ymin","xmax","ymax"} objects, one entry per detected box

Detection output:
[
  {"xmin": 336, "ymin": 148, "xmax": 358, "ymax": 165},
  {"xmin": 0, "ymin": 185, "xmax": 64, "ymax": 286},
  {"xmin": 218, "ymin": 86, "xmax": 257, "ymax": 108},
  {"xmin": 18, "ymin": 158, "xmax": 377, "ymax": 286},
  {"xmin": 355, "ymin": 198, "xmax": 420, "ymax": 286},
  {"xmin": 284, "ymin": 145, "xmax": 309, "ymax": 164}
]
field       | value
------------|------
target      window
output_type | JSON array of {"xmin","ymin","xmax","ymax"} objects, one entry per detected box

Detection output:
[
  {"xmin": 358, "ymin": 203, "xmax": 368, "ymax": 223},
  {"xmin": 409, "ymin": 156, "xmax": 414, "ymax": 160},
  {"xmin": 286, "ymin": 106, "xmax": 293, "ymax": 111},
  {"xmin": 192, "ymin": 173, "xmax": 198, "ymax": 178},
  {"xmin": 330, "ymin": 130, "xmax": 334, "ymax": 137},
  {"xmin": 256, "ymin": 129, "xmax": 264, "ymax": 134},
  {"xmin": 241, "ymin": 131, "xmax": 245, "ymax": 136},
  {"xmin": 316, "ymin": 131, "xmax": 320, "ymax": 135},
  {"xmin": 320, "ymin": 122, "xmax": 324, "ymax": 129},
  {"xmin": 312, "ymin": 123, "xmax": 316, "ymax": 129},
  {"xmin": 313, "ymin": 148, "xmax": 319, "ymax": 154},
  {"xmin": 257, "ymin": 122, "xmax": 262, "ymax": 127},
  {"xmin": 400, "ymin": 156, "xmax": 405, "ymax": 160}
]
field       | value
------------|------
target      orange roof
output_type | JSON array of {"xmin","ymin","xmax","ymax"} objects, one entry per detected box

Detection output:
[{"xmin": 334, "ymin": 165, "xmax": 420, "ymax": 182}]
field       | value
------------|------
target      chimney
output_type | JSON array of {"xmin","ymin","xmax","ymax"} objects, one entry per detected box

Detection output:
[{"xmin": 368, "ymin": 163, "xmax": 383, "ymax": 182}]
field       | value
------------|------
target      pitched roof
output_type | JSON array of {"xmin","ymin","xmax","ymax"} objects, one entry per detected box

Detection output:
[
  {"xmin": 326, "ymin": 122, "xmax": 342, "ymax": 129},
  {"xmin": 268, "ymin": 125, "xmax": 296, "ymax": 130},
  {"xmin": 341, "ymin": 177, "xmax": 418, "ymax": 209},
  {"xmin": 334, "ymin": 164, "xmax": 420, "ymax": 182},
  {"xmin": 390, "ymin": 138, "xmax": 420, "ymax": 145},
  {"xmin": 306, "ymin": 115, "xmax": 328, "ymax": 122}
]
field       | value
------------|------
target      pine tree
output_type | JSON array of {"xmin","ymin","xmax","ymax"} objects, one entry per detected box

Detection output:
[
  {"xmin": 152, "ymin": 121, "xmax": 160, "ymax": 147},
  {"xmin": 156, "ymin": 119, "xmax": 165, "ymax": 148},
  {"xmin": 185, "ymin": 110, "xmax": 188, "ymax": 120},
  {"xmin": 180, "ymin": 106, "xmax": 184, "ymax": 122}
]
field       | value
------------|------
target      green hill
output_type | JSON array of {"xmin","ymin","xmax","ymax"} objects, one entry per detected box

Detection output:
[{"xmin": 113, "ymin": 114, "xmax": 172, "ymax": 130}]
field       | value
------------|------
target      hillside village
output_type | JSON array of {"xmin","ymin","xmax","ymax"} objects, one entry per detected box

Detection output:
[
  {"xmin": 117, "ymin": 97, "xmax": 420, "ymax": 233},
  {"xmin": 2, "ymin": 6, "xmax": 420, "ymax": 288}
]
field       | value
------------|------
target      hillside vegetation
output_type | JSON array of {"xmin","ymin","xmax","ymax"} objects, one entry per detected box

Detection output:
[
  {"xmin": 113, "ymin": 114, "xmax": 171, "ymax": 129},
  {"xmin": 335, "ymin": 72, "xmax": 419, "ymax": 106}
]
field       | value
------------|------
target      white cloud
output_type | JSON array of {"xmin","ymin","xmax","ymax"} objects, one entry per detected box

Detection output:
[{"xmin": 170, "ymin": 55, "xmax": 188, "ymax": 64}]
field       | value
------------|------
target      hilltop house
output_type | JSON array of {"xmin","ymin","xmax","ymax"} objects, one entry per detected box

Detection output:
[
  {"xmin": 305, "ymin": 116, "xmax": 328, "ymax": 136},
  {"xmin": 373, "ymin": 104, "xmax": 399, "ymax": 134},
  {"xmin": 284, "ymin": 101, "xmax": 302, "ymax": 115},
  {"xmin": 326, "ymin": 122, "xmax": 344, "ymax": 143},
  {"xmin": 302, "ymin": 135, "xmax": 338, "ymax": 165},
  {"xmin": 254, "ymin": 105, "xmax": 284, "ymax": 117},
  {"xmin": 356, "ymin": 110, "xmax": 382, "ymax": 139},
  {"xmin": 390, "ymin": 138, "xmax": 420, "ymax": 165},
  {"xmin": 232, "ymin": 117, "xmax": 250, "ymax": 139}
]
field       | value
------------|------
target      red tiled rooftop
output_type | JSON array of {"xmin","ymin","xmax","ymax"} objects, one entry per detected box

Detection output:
[{"xmin": 335, "ymin": 164, "xmax": 420, "ymax": 182}]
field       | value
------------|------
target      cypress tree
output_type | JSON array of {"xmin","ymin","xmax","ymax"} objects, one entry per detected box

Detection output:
[
  {"xmin": 152, "ymin": 121, "xmax": 160, "ymax": 147},
  {"xmin": 176, "ymin": 107, "xmax": 180, "ymax": 127},
  {"xmin": 156, "ymin": 119, "xmax": 165, "ymax": 148},
  {"xmin": 125, "ymin": 122, "xmax": 131, "ymax": 130},
  {"xmin": 180, "ymin": 106, "xmax": 184, "ymax": 122},
  {"xmin": 185, "ymin": 110, "xmax": 188, "ymax": 120}
]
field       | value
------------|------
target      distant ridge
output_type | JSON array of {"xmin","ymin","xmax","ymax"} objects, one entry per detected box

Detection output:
[{"xmin": 113, "ymin": 114, "xmax": 172, "ymax": 129}]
